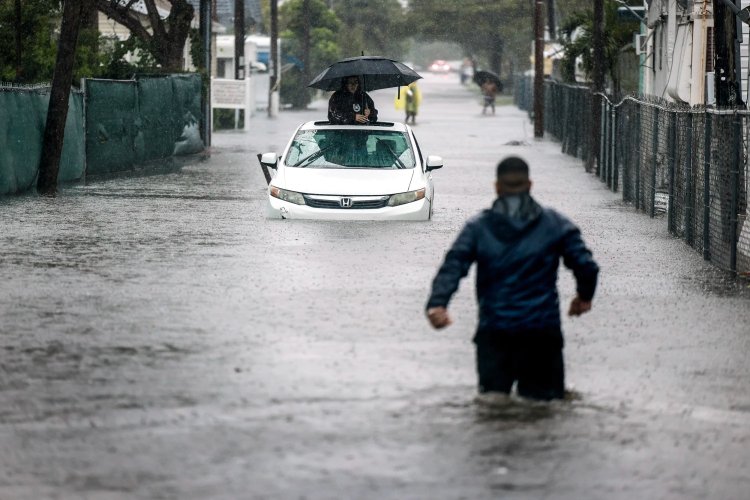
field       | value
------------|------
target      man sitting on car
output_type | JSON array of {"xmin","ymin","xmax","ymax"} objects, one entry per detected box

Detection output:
[{"xmin": 328, "ymin": 76, "xmax": 378, "ymax": 125}]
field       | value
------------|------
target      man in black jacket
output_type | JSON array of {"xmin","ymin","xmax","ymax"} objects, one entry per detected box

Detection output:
[
  {"xmin": 425, "ymin": 156, "xmax": 599, "ymax": 401},
  {"xmin": 328, "ymin": 76, "xmax": 378, "ymax": 125}
]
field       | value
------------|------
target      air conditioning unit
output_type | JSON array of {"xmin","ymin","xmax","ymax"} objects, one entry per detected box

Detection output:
[{"xmin": 634, "ymin": 33, "xmax": 648, "ymax": 55}]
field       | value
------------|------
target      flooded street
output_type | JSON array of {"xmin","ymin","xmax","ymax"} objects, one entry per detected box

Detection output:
[{"xmin": 1, "ymin": 74, "xmax": 749, "ymax": 499}]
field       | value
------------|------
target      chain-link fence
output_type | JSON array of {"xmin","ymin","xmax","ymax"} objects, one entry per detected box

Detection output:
[{"xmin": 517, "ymin": 77, "xmax": 750, "ymax": 276}]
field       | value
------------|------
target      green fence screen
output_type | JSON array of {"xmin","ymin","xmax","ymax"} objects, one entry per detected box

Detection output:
[
  {"xmin": 85, "ymin": 74, "xmax": 204, "ymax": 176},
  {"xmin": 0, "ymin": 88, "xmax": 85, "ymax": 195}
]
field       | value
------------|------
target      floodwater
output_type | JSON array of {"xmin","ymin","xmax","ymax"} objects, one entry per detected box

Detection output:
[{"xmin": 1, "ymin": 73, "xmax": 749, "ymax": 499}]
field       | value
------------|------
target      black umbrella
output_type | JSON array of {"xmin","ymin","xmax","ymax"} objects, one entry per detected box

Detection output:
[
  {"xmin": 308, "ymin": 56, "xmax": 422, "ymax": 92},
  {"xmin": 473, "ymin": 70, "xmax": 503, "ymax": 88}
]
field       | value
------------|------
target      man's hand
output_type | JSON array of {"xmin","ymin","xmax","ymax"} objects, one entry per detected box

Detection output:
[
  {"xmin": 568, "ymin": 296, "xmax": 592, "ymax": 317},
  {"xmin": 355, "ymin": 112, "xmax": 369, "ymax": 123},
  {"xmin": 427, "ymin": 306, "xmax": 452, "ymax": 329}
]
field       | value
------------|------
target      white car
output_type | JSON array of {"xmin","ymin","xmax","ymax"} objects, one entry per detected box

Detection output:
[{"xmin": 262, "ymin": 120, "xmax": 443, "ymax": 220}]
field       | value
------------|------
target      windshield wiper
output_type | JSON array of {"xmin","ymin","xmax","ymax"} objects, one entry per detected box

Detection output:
[
  {"xmin": 292, "ymin": 145, "xmax": 333, "ymax": 168},
  {"xmin": 376, "ymin": 139, "xmax": 406, "ymax": 169}
]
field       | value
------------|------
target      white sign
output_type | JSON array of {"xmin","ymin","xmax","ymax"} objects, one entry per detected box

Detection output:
[
  {"xmin": 212, "ymin": 78, "xmax": 248, "ymax": 108},
  {"xmin": 210, "ymin": 77, "xmax": 253, "ymax": 130}
]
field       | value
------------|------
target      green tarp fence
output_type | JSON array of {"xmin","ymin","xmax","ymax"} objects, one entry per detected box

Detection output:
[
  {"xmin": 0, "ymin": 87, "xmax": 85, "ymax": 195},
  {"xmin": 0, "ymin": 73, "xmax": 204, "ymax": 195},
  {"xmin": 85, "ymin": 73, "xmax": 204, "ymax": 176}
]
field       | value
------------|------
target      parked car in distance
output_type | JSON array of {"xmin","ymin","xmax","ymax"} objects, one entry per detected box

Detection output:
[
  {"xmin": 262, "ymin": 121, "xmax": 443, "ymax": 220},
  {"xmin": 428, "ymin": 60, "xmax": 452, "ymax": 73}
]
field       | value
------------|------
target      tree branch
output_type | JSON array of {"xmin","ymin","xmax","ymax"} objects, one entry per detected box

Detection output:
[{"xmin": 96, "ymin": 0, "xmax": 153, "ymax": 44}]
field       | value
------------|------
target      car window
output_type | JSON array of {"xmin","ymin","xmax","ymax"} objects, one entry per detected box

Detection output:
[{"xmin": 284, "ymin": 129, "xmax": 416, "ymax": 169}]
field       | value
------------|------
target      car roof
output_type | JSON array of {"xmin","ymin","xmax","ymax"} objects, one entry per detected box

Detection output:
[{"xmin": 297, "ymin": 120, "xmax": 409, "ymax": 133}]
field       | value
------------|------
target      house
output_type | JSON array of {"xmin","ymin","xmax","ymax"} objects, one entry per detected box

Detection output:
[
  {"xmin": 98, "ymin": 0, "xmax": 267, "ymax": 76},
  {"xmin": 641, "ymin": 0, "xmax": 750, "ymax": 106}
]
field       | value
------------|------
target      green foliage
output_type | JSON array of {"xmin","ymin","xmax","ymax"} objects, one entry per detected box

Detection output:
[
  {"xmin": 0, "ymin": 0, "xmax": 153, "ymax": 84},
  {"xmin": 279, "ymin": 0, "xmax": 342, "ymax": 108},
  {"xmin": 558, "ymin": 0, "xmax": 639, "ymax": 92},
  {"xmin": 0, "ymin": 0, "xmax": 60, "ymax": 82},
  {"xmin": 96, "ymin": 36, "xmax": 160, "ymax": 80},
  {"xmin": 406, "ymin": 0, "xmax": 532, "ymax": 77},
  {"xmin": 189, "ymin": 28, "xmax": 204, "ymax": 71},
  {"xmin": 330, "ymin": 0, "xmax": 408, "ymax": 59},
  {"xmin": 213, "ymin": 108, "xmax": 246, "ymax": 130}
]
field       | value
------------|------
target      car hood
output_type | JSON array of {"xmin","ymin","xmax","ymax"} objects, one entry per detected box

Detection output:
[{"xmin": 280, "ymin": 168, "xmax": 416, "ymax": 195}]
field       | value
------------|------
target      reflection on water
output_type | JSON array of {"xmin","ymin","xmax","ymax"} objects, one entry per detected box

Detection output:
[{"xmin": 472, "ymin": 389, "xmax": 584, "ymax": 423}]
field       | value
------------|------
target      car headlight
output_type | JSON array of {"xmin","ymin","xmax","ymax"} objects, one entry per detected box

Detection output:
[
  {"xmin": 387, "ymin": 188, "xmax": 425, "ymax": 207},
  {"xmin": 270, "ymin": 186, "xmax": 306, "ymax": 205}
]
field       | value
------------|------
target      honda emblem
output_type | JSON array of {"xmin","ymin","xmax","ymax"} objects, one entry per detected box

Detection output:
[{"xmin": 340, "ymin": 197, "xmax": 353, "ymax": 208}]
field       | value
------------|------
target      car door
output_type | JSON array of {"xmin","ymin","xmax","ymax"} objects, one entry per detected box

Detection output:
[{"xmin": 409, "ymin": 128, "xmax": 434, "ymax": 202}]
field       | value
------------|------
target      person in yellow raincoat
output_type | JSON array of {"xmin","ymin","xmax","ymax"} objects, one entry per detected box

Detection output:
[{"xmin": 394, "ymin": 81, "xmax": 421, "ymax": 125}]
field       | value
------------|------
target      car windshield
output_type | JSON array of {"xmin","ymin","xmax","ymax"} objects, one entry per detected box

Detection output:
[{"xmin": 284, "ymin": 129, "xmax": 416, "ymax": 169}]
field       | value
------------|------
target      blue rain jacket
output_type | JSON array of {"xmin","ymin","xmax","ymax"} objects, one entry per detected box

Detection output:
[{"xmin": 426, "ymin": 193, "xmax": 599, "ymax": 334}]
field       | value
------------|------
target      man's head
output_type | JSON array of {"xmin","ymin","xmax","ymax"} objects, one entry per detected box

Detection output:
[
  {"xmin": 343, "ymin": 76, "xmax": 360, "ymax": 93},
  {"xmin": 495, "ymin": 156, "xmax": 532, "ymax": 196}
]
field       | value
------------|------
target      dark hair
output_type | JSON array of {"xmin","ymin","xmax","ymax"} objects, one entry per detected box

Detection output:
[
  {"xmin": 342, "ymin": 76, "xmax": 360, "ymax": 88},
  {"xmin": 496, "ymin": 156, "xmax": 529, "ymax": 178}
]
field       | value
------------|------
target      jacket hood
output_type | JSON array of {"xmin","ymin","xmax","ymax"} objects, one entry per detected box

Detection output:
[{"xmin": 485, "ymin": 192, "xmax": 543, "ymax": 241}]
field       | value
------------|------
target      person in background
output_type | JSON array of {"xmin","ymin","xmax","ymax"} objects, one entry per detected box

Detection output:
[
  {"xmin": 395, "ymin": 81, "xmax": 421, "ymax": 125},
  {"xmin": 481, "ymin": 80, "xmax": 497, "ymax": 115},
  {"xmin": 328, "ymin": 76, "xmax": 378, "ymax": 125},
  {"xmin": 460, "ymin": 57, "xmax": 474, "ymax": 85},
  {"xmin": 425, "ymin": 156, "xmax": 599, "ymax": 401}
]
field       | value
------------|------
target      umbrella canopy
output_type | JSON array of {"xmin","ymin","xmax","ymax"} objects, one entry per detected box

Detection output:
[
  {"xmin": 473, "ymin": 70, "xmax": 503, "ymax": 88},
  {"xmin": 308, "ymin": 56, "xmax": 422, "ymax": 92}
]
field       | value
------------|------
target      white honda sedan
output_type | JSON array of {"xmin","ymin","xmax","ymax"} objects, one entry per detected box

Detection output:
[{"xmin": 262, "ymin": 120, "xmax": 443, "ymax": 220}]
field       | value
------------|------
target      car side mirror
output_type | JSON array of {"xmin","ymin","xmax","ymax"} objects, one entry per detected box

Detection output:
[
  {"xmin": 260, "ymin": 152, "xmax": 278, "ymax": 169},
  {"xmin": 426, "ymin": 155, "xmax": 443, "ymax": 171}
]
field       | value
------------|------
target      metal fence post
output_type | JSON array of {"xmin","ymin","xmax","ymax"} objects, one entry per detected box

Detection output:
[
  {"xmin": 635, "ymin": 107, "xmax": 641, "ymax": 210},
  {"xmin": 668, "ymin": 111, "xmax": 676, "ymax": 232},
  {"xmin": 730, "ymin": 113, "xmax": 740, "ymax": 272},
  {"xmin": 599, "ymin": 98, "xmax": 606, "ymax": 177},
  {"xmin": 684, "ymin": 113, "xmax": 694, "ymax": 246},
  {"xmin": 604, "ymin": 100, "xmax": 609, "ymax": 181},
  {"xmin": 651, "ymin": 107, "xmax": 659, "ymax": 217},
  {"xmin": 703, "ymin": 112, "xmax": 712, "ymax": 260},
  {"xmin": 610, "ymin": 104, "xmax": 617, "ymax": 190}
]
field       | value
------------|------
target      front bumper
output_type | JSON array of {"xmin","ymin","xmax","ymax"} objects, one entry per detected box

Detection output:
[{"xmin": 266, "ymin": 196, "xmax": 431, "ymax": 221}]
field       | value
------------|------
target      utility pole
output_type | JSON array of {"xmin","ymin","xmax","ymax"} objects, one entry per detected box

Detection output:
[
  {"xmin": 533, "ymin": 0, "xmax": 544, "ymax": 138},
  {"xmin": 713, "ymin": 0, "xmax": 743, "ymax": 106},
  {"xmin": 546, "ymin": 0, "xmax": 556, "ymax": 40},
  {"xmin": 200, "ymin": 0, "xmax": 212, "ymax": 147},
  {"xmin": 234, "ymin": 0, "xmax": 245, "ymax": 80},
  {"xmin": 269, "ymin": 0, "xmax": 279, "ymax": 117},
  {"xmin": 589, "ymin": 0, "xmax": 605, "ymax": 173}
]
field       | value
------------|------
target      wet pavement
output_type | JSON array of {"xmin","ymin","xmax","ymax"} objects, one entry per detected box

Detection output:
[{"xmin": 1, "ymin": 73, "xmax": 749, "ymax": 499}]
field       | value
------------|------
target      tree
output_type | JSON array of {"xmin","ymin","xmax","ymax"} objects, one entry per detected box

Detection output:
[
  {"xmin": 0, "ymin": 0, "xmax": 60, "ymax": 82},
  {"xmin": 279, "ymin": 0, "xmax": 340, "ymax": 108},
  {"xmin": 407, "ymin": 0, "xmax": 532, "ymax": 79},
  {"xmin": 37, "ymin": 0, "xmax": 94, "ymax": 196},
  {"xmin": 94, "ymin": 0, "xmax": 195, "ymax": 71},
  {"xmin": 330, "ymin": 0, "xmax": 408, "ymax": 59},
  {"xmin": 557, "ymin": 0, "xmax": 638, "ymax": 94}
]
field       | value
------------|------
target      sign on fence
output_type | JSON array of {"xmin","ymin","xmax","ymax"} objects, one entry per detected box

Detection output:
[{"xmin": 211, "ymin": 77, "xmax": 253, "ymax": 130}]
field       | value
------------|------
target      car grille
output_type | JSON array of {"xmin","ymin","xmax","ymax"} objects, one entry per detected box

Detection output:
[{"xmin": 303, "ymin": 194, "xmax": 390, "ymax": 209}]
